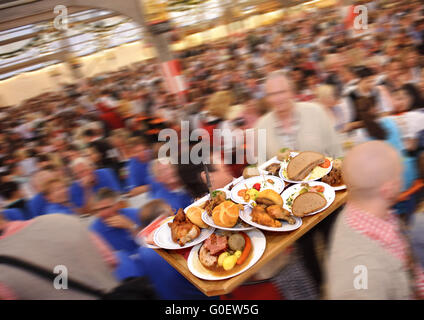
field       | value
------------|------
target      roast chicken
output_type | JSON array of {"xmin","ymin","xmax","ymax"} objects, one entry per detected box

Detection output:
[
  {"xmin": 251, "ymin": 205, "xmax": 282, "ymax": 228},
  {"xmin": 266, "ymin": 205, "xmax": 296, "ymax": 225},
  {"xmin": 168, "ymin": 209, "xmax": 201, "ymax": 246}
]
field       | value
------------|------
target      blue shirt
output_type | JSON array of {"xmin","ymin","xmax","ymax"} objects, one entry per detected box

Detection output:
[
  {"xmin": 378, "ymin": 118, "xmax": 417, "ymax": 191},
  {"xmin": 125, "ymin": 158, "xmax": 150, "ymax": 191},
  {"xmin": 148, "ymin": 177, "xmax": 193, "ymax": 212},
  {"xmin": 2, "ymin": 208, "xmax": 25, "ymax": 221},
  {"xmin": 90, "ymin": 208, "xmax": 141, "ymax": 254},
  {"xmin": 44, "ymin": 203, "xmax": 76, "ymax": 215},
  {"xmin": 28, "ymin": 193, "xmax": 50, "ymax": 218},
  {"xmin": 70, "ymin": 168, "xmax": 122, "ymax": 208},
  {"xmin": 135, "ymin": 247, "xmax": 215, "ymax": 300}
]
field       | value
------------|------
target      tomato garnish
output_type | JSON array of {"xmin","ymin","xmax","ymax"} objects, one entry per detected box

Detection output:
[
  {"xmin": 319, "ymin": 158, "xmax": 331, "ymax": 168},
  {"xmin": 311, "ymin": 185, "xmax": 325, "ymax": 193}
]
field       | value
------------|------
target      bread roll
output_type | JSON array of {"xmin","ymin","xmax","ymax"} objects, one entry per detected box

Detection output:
[
  {"xmin": 186, "ymin": 207, "xmax": 209, "ymax": 228},
  {"xmin": 256, "ymin": 189, "xmax": 283, "ymax": 206},
  {"xmin": 212, "ymin": 201, "xmax": 239, "ymax": 228}
]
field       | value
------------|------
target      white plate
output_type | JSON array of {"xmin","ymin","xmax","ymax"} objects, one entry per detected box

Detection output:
[
  {"xmin": 333, "ymin": 184, "xmax": 347, "ymax": 191},
  {"xmin": 153, "ymin": 219, "xmax": 215, "ymax": 250},
  {"xmin": 279, "ymin": 152, "xmax": 333, "ymax": 184},
  {"xmin": 187, "ymin": 229, "xmax": 266, "ymax": 281},
  {"xmin": 136, "ymin": 216, "xmax": 174, "ymax": 249},
  {"xmin": 239, "ymin": 206, "xmax": 302, "ymax": 232},
  {"xmin": 184, "ymin": 189, "xmax": 231, "ymax": 213},
  {"xmin": 201, "ymin": 210, "xmax": 255, "ymax": 231},
  {"xmin": 259, "ymin": 157, "xmax": 283, "ymax": 176},
  {"xmin": 230, "ymin": 175, "xmax": 285, "ymax": 206},
  {"xmin": 281, "ymin": 181, "xmax": 335, "ymax": 216}
]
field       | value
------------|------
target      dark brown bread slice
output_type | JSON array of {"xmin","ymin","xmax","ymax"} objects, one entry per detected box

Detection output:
[
  {"xmin": 292, "ymin": 192, "xmax": 327, "ymax": 217},
  {"xmin": 287, "ymin": 152, "xmax": 325, "ymax": 181}
]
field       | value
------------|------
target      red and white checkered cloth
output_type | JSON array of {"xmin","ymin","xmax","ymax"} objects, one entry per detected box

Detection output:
[{"xmin": 345, "ymin": 204, "xmax": 424, "ymax": 299}]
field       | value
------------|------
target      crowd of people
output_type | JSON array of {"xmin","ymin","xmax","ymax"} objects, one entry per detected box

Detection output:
[{"xmin": 0, "ymin": 0, "xmax": 424, "ymax": 299}]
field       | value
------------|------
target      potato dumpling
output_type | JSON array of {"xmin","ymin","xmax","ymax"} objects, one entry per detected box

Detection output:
[{"xmin": 228, "ymin": 233, "xmax": 245, "ymax": 251}]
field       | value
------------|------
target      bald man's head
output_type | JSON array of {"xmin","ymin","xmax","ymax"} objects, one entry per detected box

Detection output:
[{"xmin": 343, "ymin": 141, "xmax": 403, "ymax": 204}]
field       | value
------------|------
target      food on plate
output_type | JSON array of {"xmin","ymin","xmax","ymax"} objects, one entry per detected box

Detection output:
[
  {"xmin": 266, "ymin": 205, "xmax": 296, "ymax": 224},
  {"xmin": 251, "ymin": 206, "xmax": 282, "ymax": 228},
  {"xmin": 211, "ymin": 190, "xmax": 227, "ymax": 200},
  {"xmin": 250, "ymin": 189, "xmax": 297, "ymax": 227},
  {"xmin": 168, "ymin": 208, "xmax": 201, "ymax": 246},
  {"xmin": 203, "ymin": 190, "xmax": 227, "ymax": 216},
  {"xmin": 265, "ymin": 163, "xmax": 281, "ymax": 176},
  {"xmin": 235, "ymin": 176, "xmax": 282, "ymax": 204},
  {"xmin": 285, "ymin": 183, "xmax": 326, "ymax": 209},
  {"xmin": 186, "ymin": 206, "xmax": 209, "ymax": 228},
  {"xmin": 242, "ymin": 166, "xmax": 261, "ymax": 179},
  {"xmin": 236, "ymin": 232, "xmax": 251, "ymax": 265},
  {"xmin": 277, "ymin": 148, "xmax": 292, "ymax": 162},
  {"xmin": 291, "ymin": 192, "xmax": 327, "ymax": 217},
  {"xmin": 321, "ymin": 158, "xmax": 344, "ymax": 187},
  {"xmin": 237, "ymin": 188, "xmax": 259, "ymax": 202},
  {"xmin": 212, "ymin": 201, "xmax": 240, "ymax": 228},
  {"xmin": 255, "ymin": 189, "xmax": 284, "ymax": 207},
  {"xmin": 286, "ymin": 151, "xmax": 326, "ymax": 181},
  {"xmin": 199, "ymin": 232, "xmax": 251, "ymax": 272},
  {"xmin": 228, "ymin": 233, "xmax": 245, "ymax": 251}
]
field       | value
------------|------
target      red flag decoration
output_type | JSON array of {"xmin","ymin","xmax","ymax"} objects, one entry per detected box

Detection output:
[{"xmin": 160, "ymin": 59, "xmax": 187, "ymax": 103}]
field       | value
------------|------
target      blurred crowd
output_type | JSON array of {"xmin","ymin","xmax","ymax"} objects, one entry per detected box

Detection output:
[{"xmin": 0, "ymin": 0, "xmax": 424, "ymax": 300}]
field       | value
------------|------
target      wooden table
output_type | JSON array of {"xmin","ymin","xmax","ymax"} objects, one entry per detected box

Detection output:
[{"xmin": 155, "ymin": 190, "xmax": 348, "ymax": 297}]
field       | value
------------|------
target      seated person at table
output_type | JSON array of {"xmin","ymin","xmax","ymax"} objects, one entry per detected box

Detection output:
[
  {"xmin": 326, "ymin": 141, "xmax": 424, "ymax": 299},
  {"xmin": 125, "ymin": 137, "xmax": 152, "ymax": 196},
  {"xmin": 128, "ymin": 197, "xmax": 214, "ymax": 300},
  {"xmin": 0, "ymin": 181, "xmax": 32, "ymax": 220},
  {"xmin": 0, "ymin": 214, "xmax": 157, "ymax": 299},
  {"xmin": 139, "ymin": 198, "xmax": 174, "ymax": 225},
  {"xmin": 90, "ymin": 188, "xmax": 142, "ymax": 254},
  {"xmin": 28, "ymin": 169, "xmax": 55, "ymax": 217},
  {"xmin": 69, "ymin": 157, "xmax": 121, "ymax": 215},
  {"xmin": 148, "ymin": 158, "xmax": 193, "ymax": 212},
  {"xmin": 43, "ymin": 178, "xmax": 76, "ymax": 215}
]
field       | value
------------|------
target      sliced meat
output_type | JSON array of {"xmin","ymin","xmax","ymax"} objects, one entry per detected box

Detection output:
[
  {"xmin": 199, "ymin": 245, "xmax": 218, "ymax": 268},
  {"xmin": 203, "ymin": 234, "xmax": 228, "ymax": 256}
]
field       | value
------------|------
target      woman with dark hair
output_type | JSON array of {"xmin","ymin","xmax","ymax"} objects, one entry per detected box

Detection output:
[
  {"xmin": 400, "ymin": 83, "xmax": 424, "ymax": 111},
  {"xmin": 355, "ymin": 96, "xmax": 418, "ymax": 192},
  {"xmin": 390, "ymin": 84, "xmax": 424, "ymax": 153}
]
